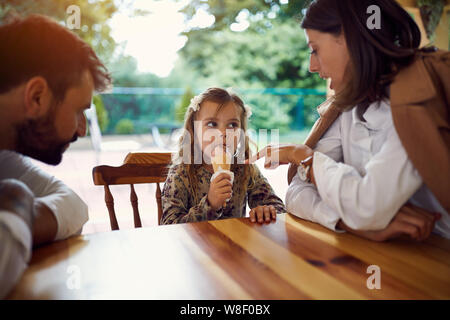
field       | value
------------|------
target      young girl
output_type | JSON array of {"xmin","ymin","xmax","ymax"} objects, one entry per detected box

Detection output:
[{"xmin": 161, "ymin": 87, "xmax": 285, "ymax": 225}]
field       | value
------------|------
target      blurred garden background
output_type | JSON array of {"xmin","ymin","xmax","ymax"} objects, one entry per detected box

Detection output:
[
  {"xmin": 1, "ymin": 0, "xmax": 448, "ymax": 233},
  {"xmin": 1, "ymin": 0, "xmax": 328, "ymax": 137}
]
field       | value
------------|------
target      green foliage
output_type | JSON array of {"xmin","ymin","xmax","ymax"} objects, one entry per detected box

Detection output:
[
  {"xmin": 101, "ymin": 0, "xmax": 326, "ymax": 133},
  {"xmin": 104, "ymin": 53, "xmax": 183, "ymax": 133},
  {"xmin": 109, "ymin": 53, "xmax": 164, "ymax": 87},
  {"xmin": 0, "ymin": 0, "xmax": 119, "ymax": 65},
  {"xmin": 244, "ymin": 95, "xmax": 291, "ymax": 133},
  {"xmin": 115, "ymin": 118, "xmax": 134, "ymax": 135},
  {"xmin": 175, "ymin": 87, "xmax": 195, "ymax": 124},
  {"xmin": 302, "ymin": 94, "xmax": 323, "ymax": 127},
  {"xmin": 418, "ymin": 0, "xmax": 445, "ymax": 40},
  {"xmin": 101, "ymin": 92, "xmax": 179, "ymax": 134},
  {"xmin": 179, "ymin": 3, "xmax": 321, "ymax": 87},
  {"xmin": 176, "ymin": 16, "xmax": 326, "ymax": 130},
  {"xmin": 179, "ymin": 0, "xmax": 310, "ymax": 30},
  {"xmin": 1, "ymin": 0, "xmax": 327, "ymax": 134},
  {"xmin": 174, "ymin": 0, "xmax": 326, "ymax": 131},
  {"xmin": 92, "ymin": 95, "xmax": 109, "ymax": 133}
]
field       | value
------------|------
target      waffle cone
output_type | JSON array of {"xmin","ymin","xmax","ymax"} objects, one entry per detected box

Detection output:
[{"xmin": 212, "ymin": 148, "xmax": 231, "ymax": 172}]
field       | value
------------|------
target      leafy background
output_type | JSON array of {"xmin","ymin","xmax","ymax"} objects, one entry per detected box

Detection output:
[{"xmin": 3, "ymin": 0, "xmax": 445, "ymax": 138}]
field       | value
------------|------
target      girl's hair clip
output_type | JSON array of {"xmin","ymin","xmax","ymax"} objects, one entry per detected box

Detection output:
[
  {"xmin": 189, "ymin": 95, "xmax": 202, "ymax": 112},
  {"xmin": 244, "ymin": 105, "xmax": 252, "ymax": 118}
]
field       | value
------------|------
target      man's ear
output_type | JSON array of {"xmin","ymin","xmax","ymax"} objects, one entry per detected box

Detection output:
[{"xmin": 23, "ymin": 77, "xmax": 53, "ymax": 119}]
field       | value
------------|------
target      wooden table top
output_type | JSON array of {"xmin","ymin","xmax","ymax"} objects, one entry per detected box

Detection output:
[{"xmin": 8, "ymin": 213, "xmax": 450, "ymax": 300}]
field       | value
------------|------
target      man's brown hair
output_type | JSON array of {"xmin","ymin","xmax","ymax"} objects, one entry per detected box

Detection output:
[{"xmin": 0, "ymin": 14, "xmax": 111, "ymax": 101}]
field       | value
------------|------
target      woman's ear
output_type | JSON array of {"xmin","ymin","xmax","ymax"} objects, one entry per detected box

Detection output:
[
  {"xmin": 335, "ymin": 31, "xmax": 347, "ymax": 47},
  {"xmin": 23, "ymin": 76, "xmax": 53, "ymax": 119}
]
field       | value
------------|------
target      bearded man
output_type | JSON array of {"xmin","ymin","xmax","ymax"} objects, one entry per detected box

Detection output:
[{"xmin": 0, "ymin": 14, "xmax": 111, "ymax": 298}]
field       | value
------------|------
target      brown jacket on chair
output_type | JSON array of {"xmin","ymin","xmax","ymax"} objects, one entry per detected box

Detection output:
[{"xmin": 288, "ymin": 49, "xmax": 450, "ymax": 215}]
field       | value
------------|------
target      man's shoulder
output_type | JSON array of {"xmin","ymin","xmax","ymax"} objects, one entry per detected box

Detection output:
[
  {"xmin": 0, "ymin": 150, "xmax": 30, "ymax": 177},
  {"xmin": 0, "ymin": 150, "xmax": 54, "ymax": 186},
  {"xmin": 0, "ymin": 149, "xmax": 25, "ymax": 161}
]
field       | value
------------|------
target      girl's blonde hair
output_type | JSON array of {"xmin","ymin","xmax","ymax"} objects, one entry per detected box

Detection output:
[{"xmin": 174, "ymin": 87, "xmax": 255, "ymax": 204}]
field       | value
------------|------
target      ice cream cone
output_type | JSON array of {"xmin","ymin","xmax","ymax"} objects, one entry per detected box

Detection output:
[
  {"xmin": 212, "ymin": 146, "xmax": 231, "ymax": 172},
  {"xmin": 211, "ymin": 146, "xmax": 232, "ymax": 208}
]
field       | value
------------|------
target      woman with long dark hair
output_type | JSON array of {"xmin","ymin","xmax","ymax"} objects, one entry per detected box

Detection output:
[{"xmin": 247, "ymin": 0, "xmax": 449, "ymax": 241}]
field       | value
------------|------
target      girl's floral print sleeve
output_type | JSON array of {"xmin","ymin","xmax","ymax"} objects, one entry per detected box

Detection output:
[
  {"xmin": 247, "ymin": 165, "xmax": 286, "ymax": 214},
  {"xmin": 160, "ymin": 165, "xmax": 223, "ymax": 224}
]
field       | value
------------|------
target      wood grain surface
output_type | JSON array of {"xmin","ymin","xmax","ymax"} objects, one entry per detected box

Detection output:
[{"xmin": 8, "ymin": 213, "xmax": 450, "ymax": 300}]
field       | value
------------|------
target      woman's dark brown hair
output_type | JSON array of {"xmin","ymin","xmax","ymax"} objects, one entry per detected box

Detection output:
[{"xmin": 301, "ymin": 0, "xmax": 422, "ymax": 111}]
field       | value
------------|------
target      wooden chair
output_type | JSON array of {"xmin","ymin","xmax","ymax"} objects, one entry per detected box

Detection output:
[{"xmin": 92, "ymin": 152, "xmax": 172, "ymax": 230}]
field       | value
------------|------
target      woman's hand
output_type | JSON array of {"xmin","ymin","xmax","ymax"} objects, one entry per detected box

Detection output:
[
  {"xmin": 337, "ymin": 204, "xmax": 441, "ymax": 242},
  {"xmin": 249, "ymin": 205, "xmax": 277, "ymax": 224},
  {"xmin": 245, "ymin": 144, "xmax": 313, "ymax": 169},
  {"xmin": 207, "ymin": 173, "xmax": 232, "ymax": 211}
]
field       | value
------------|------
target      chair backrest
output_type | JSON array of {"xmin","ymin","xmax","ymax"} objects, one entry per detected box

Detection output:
[{"xmin": 92, "ymin": 152, "xmax": 172, "ymax": 230}]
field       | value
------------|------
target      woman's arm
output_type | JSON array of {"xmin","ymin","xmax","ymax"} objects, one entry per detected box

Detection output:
[
  {"xmin": 286, "ymin": 173, "xmax": 343, "ymax": 231},
  {"xmin": 252, "ymin": 120, "xmax": 425, "ymax": 232},
  {"xmin": 285, "ymin": 124, "xmax": 343, "ymax": 230},
  {"xmin": 311, "ymin": 124, "xmax": 422, "ymax": 231},
  {"xmin": 336, "ymin": 204, "xmax": 441, "ymax": 242}
]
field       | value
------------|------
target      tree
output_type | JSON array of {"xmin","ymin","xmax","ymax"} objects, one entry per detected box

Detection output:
[
  {"xmin": 175, "ymin": 87, "xmax": 195, "ymax": 124},
  {"xmin": 179, "ymin": 0, "xmax": 311, "ymax": 30},
  {"xmin": 173, "ymin": 4, "xmax": 326, "ymax": 130},
  {"xmin": 92, "ymin": 95, "xmax": 109, "ymax": 133},
  {"xmin": 417, "ymin": 0, "xmax": 446, "ymax": 41},
  {"xmin": 0, "ymin": 0, "xmax": 119, "ymax": 65}
]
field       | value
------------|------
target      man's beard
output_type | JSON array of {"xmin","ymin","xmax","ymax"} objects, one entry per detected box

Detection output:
[{"xmin": 14, "ymin": 108, "xmax": 78, "ymax": 165}]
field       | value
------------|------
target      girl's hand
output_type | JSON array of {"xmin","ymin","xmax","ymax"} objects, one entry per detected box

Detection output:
[
  {"xmin": 249, "ymin": 205, "xmax": 277, "ymax": 224},
  {"xmin": 337, "ymin": 204, "xmax": 441, "ymax": 242},
  {"xmin": 245, "ymin": 144, "xmax": 313, "ymax": 169},
  {"xmin": 207, "ymin": 173, "xmax": 232, "ymax": 211}
]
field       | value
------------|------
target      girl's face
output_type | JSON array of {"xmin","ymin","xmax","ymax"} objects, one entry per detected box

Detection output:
[
  {"xmin": 194, "ymin": 100, "xmax": 242, "ymax": 161},
  {"xmin": 304, "ymin": 29, "xmax": 350, "ymax": 93}
]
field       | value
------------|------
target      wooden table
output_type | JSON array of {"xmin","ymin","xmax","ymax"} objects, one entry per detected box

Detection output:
[{"xmin": 8, "ymin": 213, "xmax": 450, "ymax": 299}]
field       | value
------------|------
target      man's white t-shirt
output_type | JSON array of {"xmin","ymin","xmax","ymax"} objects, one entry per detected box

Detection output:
[{"xmin": 0, "ymin": 150, "xmax": 88, "ymax": 298}]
